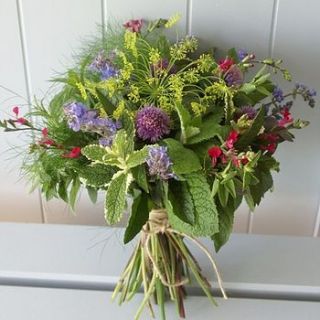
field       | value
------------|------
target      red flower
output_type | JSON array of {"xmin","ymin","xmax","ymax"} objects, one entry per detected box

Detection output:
[
  {"xmin": 208, "ymin": 146, "xmax": 222, "ymax": 168},
  {"xmin": 42, "ymin": 128, "xmax": 49, "ymax": 137},
  {"xmin": 123, "ymin": 19, "xmax": 143, "ymax": 33},
  {"xmin": 218, "ymin": 57, "xmax": 234, "ymax": 72},
  {"xmin": 225, "ymin": 130, "xmax": 239, "ymax": 149},
  {"xmin": 278, "ymin": 108, "xmax": 293, "ymax": 127},
  {"xmin": 62, "ymin": 147, "xmax": 81, "ymax": 159},
  {"xmin": 240, "ymin": 156, "xmax": 249, "ymax": 165},
  {"xmin": 12, "ymin": 106, "xmax": 19, "ymax": 116}
]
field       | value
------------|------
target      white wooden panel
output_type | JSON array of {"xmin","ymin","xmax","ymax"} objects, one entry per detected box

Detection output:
[
  {"xmin": 107, "ymin": 0, "xmax": 187, "ymax": 36},
  {"xmin": 0, "ymin": 0, "xmax": 42, "ymax": 222},
  {"xmin": 252, "ymin": 0, "xmax": 320, "ymax": 236},
  {"xmin": 21, "ymin": 0, "xmax": 103, "ymax": 224},
  {"xmin": 0, "ymin": 287, "xmax": 319, "ymax": 320}
]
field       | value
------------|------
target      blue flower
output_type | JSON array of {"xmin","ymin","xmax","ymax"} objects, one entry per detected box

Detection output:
[
  {"xmin": 237, "ymin": 49, "xmax": 248, "ymax": 60},
  {"xmin": 89, "ymin": 51, "xmax": 118, "ymax": 80},
  {"xmin": 146, "ymin": 146, "xmax": 175, "ymax": 180},
  {"xmin": 295, "ymin": 83, "xmax": 317, "ymax": 107},
  {"xmin": 273, "ymin": 86, "xmax": 284, "ymax": 103},
  {"xmin": 64, "ymin": 102, "xmax": 88, "ymax": 131}
]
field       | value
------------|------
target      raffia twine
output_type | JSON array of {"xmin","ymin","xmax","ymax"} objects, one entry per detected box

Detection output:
[{"xmin": 141, "ymin": 209, "xmax": 227, "ymax": 299}]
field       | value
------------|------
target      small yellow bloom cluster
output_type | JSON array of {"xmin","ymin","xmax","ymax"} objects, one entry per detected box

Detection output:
[
  {"xmin": 118, "ymin": 52, "xmax": 134, "ymax": 81},
  {"xmin": 182, "ymin": 69, "xmax": 200, "ymax": 84},
  {"xmin": 164, "ymin": 13, "xmax": 181, "ymax": 28},
  {"xmin": 170, "ymin": 37, "xmax": 198, "ymax": 60},
  {"xmin": 128, "ymin": 85, "xmax": 140, "ymax": 103},
  {"xmin": 149, "ymin": 48, "xmax": 161, "ymax": 65},
  {"xmin": 197, "ymin": 54, "xmax": 216, "ymax": 73},
  {"xmin": 76, "ymin": 82, "xmax": 88, "ymax": 100},
  {"xmin": 168, "ymin": 74, "xmax": 184, "ymax": 103},
  {"xmin": 191, "ymin": 101, "xmax": 207, "ymax": 116},
  {"xmin": 124, "ymin": 30, "xmax": 138, "ymax": 57},
  {"xmin": 113, "ymin": 100, "xmax": 126, "ymax": 119}
]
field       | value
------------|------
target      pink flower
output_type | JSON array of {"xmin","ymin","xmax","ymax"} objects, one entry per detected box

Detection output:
[
  {"xmin": 12, "ymin": 106, "xmax": 19, "ymax": 116},
  {"xmin": 208, "ymin": 146, "xmax": 222, "ymax": 167},
  {"xmin": 123, "ymin": 19, "xmax": 143, "ymax": 33},
  {"xmin": 225, "ymin": 130, "xmax": 239, "ymax": 149},
  {"xmin": 218, "ymin": 57, "xmax": 234, "ymax": 72},
  {"xmin": 42, "ymin": 128, "xmax": 48, "ymax": 137},
  {"xmin": 16, "ymin": 117, "xmax": 27, "ymax": 125},
  {"xmin": 62, "ymin": 147, "xmax": 81, "ymax": 159}
]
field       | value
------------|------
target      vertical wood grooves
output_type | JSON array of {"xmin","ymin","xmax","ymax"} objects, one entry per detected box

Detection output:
[
  {"xmin": 16, "ymin": 0, "xmax": 46, "ymax": 224},
  {"xmin": 101, "ymin": 0, "xmax": 108, "ymax": 42},
  {"xmin": 186, "ymin": 0, "xmax": 193, "ymax": 36},
  {"xmin": 268, "ymin": 0, "xmax": 279, "ymax": 57}
]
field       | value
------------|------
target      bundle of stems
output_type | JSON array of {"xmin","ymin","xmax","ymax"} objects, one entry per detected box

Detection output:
[{"xmin": 112, "ymin": 210, "xmax": 227, "ymax": 320}]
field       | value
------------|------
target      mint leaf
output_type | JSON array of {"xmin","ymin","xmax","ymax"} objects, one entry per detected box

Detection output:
[
  {"xmin": 105, "ymin": 172, "xmax": 132, "ymax": 224},
  {"xmin": 78, "ymin": 164, "xmax": 115, "ymax": 188},
  {"xmin": 212, "ymin": 196, "xmax": 242, "ymax": 252},
  {"xmin": 124, "ymin": 192, "xmax": 149, "ymax": 244},
  {"xmin": 127, "ymin": 146, "xmax": 148, "ymax": 169},
  {"xmin": 131, "ymin": 165, "xmax": 149, "ymax": 193},
  {"xmin": 164, "ymin": 138, "xmax": 201, "ymax": 174},
  {"xmin": 166, "ymin": 172, "xmax": 219, "ymax": 236},
  {"xmin": 187, "ymin": 110, "xmax": 224, "ymax": 145},
  {"xmin": 168, "ymin": 180, "xmax": 195, "ymax": 225},
  {"xmin": 81, "ymin": 145, "xmax": 108, "ymax": 163}
]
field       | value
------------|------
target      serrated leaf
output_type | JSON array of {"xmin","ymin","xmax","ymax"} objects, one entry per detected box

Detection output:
[
  {"xmin": 127, "ymin": 147, "xmax": 148, "ymax": 169},
  {"xmin": 236, "ymin": 107, "xmax": 265, "ymax": 148},
  {"xmin": 78, "ymin": 164, "xmax": 115, "ymax": 188},
  {"xmin": 166, "ymin": 172, "xmax": 219, "ymax": 237},
  {"xmin": 131, "ymin": 165, "xmax": 149, "ymax": 193},
  {"xmin": 124, "ymin": 192, "xmax": 149, "ymax": 244},
  {"xmin": 168, "ymin": 180, "xmax": 195, "ymax": 225},
  {"xmin": 186, "ymin": 110, "xmax": 224, "ymax": 145},
  {"xmin": 105, "ymin": 172, "xmax": 132, "ymax": 224},
  {"xmin": 81, "ymin": 145, "xmax": 108, "ymax": 163},
  {"xmin": 164, "ymin": 138, "xmax": 201, "ymax": 174}
]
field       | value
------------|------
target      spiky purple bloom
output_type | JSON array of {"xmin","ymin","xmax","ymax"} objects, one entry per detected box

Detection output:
[
  {"xmin": 146, "ymin": 146, "xmax": 175, "ymax": 180},
  {"xmin": 237, "ymin": 49, "xmax": 248, "ymax": 60},
  {"xmin": 89, "ymin": 51, "xmax": 118, "ymax": 80},
  {"xmin": 135, "ymin": 106, "xmax": 170, "ymax": 142},
  {"xmin": 224, "ymin": 65, "xmax": 244, "ymax": 87},
  {"xmin": 273, "ymin": 86, "xmax": 284, "ymax": 103},
  {"xmin": 236, "ymin": 106, "xmax": 257, "ymax": 120}
]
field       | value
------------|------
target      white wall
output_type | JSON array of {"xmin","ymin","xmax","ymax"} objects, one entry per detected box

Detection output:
[{"xmin": 0, "ymin": 0, "xmax": 319, "ymax": 237}]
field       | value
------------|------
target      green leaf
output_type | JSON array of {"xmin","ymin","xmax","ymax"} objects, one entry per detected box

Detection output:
[
  {"xmin": 127, "ymin": 147, "xmax": 148, "ymax": 169},
  {"xmin": 236, "ymin": 107, "xmax": 265, "ymax": 148},
  {"xmin": 58, "ymin": 181, "xmax": 68, "ymax": 203},
  {"xmin": 131, "ymin": 165, "xmax": 149, "ymax": 193},
  {"xmin": 218, "ymin": 183, "xmax": 229, "ymax": 207},
  {"xmin": 168, "ymin": 180, "xmax": 195, "ymax": 225},
  {"xmin": 81, "ymin": 145, "xmax": 108, "ymax": 163},
  {"xmin": 166, "ymin": 172, "xmax": 219, "ymax": 237},
  {"xmin": 87, "ymin": 186, "xmax": 98, "ymax": 203},
  {"xmin": 124, "ymin": 192, "xmax": 149, "ymax": 244},
  {"xmin": 96, "ymin": 89, "xmax": 116, "ymax": 115},
  {"xmin": 105, "ymin": 172, "xmax": 132, "ymax": 224},
  {"xmin": 78, "ymin": 164, "xmax": 115, "ymax": 188},
  {"xmin": 240, "ymin": 83, "xmax": 256, "ymax": 95},
  {"xmin": 69, "ymin": 178, "xmax": 81, "ymax": 210},
  {"xmin": 174, "ymin": 103, "xmax": 192, "ymax": 143},
  {"xmin": 212, "ymin": 196, "xmax": 242, "ymax": 252},
  {"xmin": 164, "ymin": 138, "xmax": 201, "ymax": 174},
  {"xmin": 186, "ymin": 110, "xmax": 224, "ymax": 145}
]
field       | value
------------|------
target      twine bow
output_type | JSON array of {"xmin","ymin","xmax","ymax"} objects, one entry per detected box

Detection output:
[{"xmin": 141, "ymin": 208, "xmax": 228, "ymax": 299}]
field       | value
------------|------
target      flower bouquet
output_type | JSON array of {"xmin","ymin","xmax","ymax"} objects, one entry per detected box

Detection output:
[{"xmin": 0, "ymin": 14, "xmax": 316, "ymax": 320}]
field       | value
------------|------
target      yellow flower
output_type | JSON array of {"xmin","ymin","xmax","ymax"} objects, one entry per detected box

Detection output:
[
  {"xmin": 165, "ymin": 13, "xmax": 181, "ymax": 28},
  {"xmin": 149, "ymin": 48, "xmax": 161, "ymax": 65},
  {"xmin": 113, "ymin": 100, "xmax": 126, "ymax": 119},
  {"xmin": 124, "ymin": 30, "xmax": 137, "ymax": 57},
  {"xmin": 191, "ymin": 102, "xmax": 206, "ymax": 116},
  {"xmin": 76, "ymin": 82, "xmax": 87, "ymax": 100},
  {"xmin": 128, "ymin": 85, "xmax": 140, "ymax": 103}
]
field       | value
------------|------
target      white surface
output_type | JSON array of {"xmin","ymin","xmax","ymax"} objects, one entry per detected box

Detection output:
[
  {"xmin": 1, "ymin": 286, "xmax": 320, "ymax": 320},
  {"xmin": 0, "ymin": 223, "xmax": 319, "ymax": 301}
]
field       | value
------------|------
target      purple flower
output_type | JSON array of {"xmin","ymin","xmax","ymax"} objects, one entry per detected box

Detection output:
[
  {"xmin": 236, "ymin": 106, "xmax": 257, "ymax": 120},
  {"xmin": 135, "ymin": 106, "xmax": 170, "ymax": 142},
  {"xmin": 146, "ymin": 146, "xmax": 175, "ymax": 180},
  {"xmin": 224, "ymin": 65, "xmax": 244, "ymax": 87},
  {"xmin": 64, "ymin": 102, "xmax": 88, "ymax": 131},
  {"xmin": 237, "ymin": 49, "xmax": 248, "ymax": 60},
  {"xmin": 151, "ymin": 58, "xmax": 177, "ymax": 75},
  {"xmin": 273, "ymin": 86, "xmax": 284, "ymax": 103},
  {"xmin": 89, "ymin": 51, "xmax": 118, "ymax": 80}
]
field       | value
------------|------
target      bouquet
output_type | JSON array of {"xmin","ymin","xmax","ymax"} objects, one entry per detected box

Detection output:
[{"xmin": 0, "ymin": 14, "xmax": 316, "ymax": 319}]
